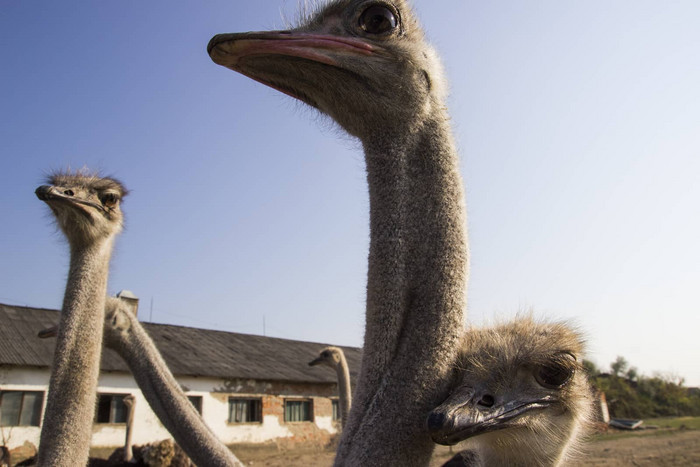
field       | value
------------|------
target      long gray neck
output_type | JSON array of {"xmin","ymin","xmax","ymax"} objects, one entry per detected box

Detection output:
[
  {"xmin": 335, "ymin": 353, "xmax": 352, "ymax": 428},
  {"xmin": 38, "ymin": 240, "xmax": 114, "ymax": 467},
  {"xmin": 336, "ymin": 116, "xmax": 468, "ymax": 466},
  {"xmin": 104, "ymin": 301, "xmax": 244, "ymax": 467},
  {"xmin": 123, "ymin": 399, "xmax": 135, "ymax": 462}
]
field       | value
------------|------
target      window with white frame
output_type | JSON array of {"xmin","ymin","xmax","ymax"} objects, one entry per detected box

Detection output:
[{"xmin": 0, "ymin": 390, "xmax": 44, "ymax": 426}]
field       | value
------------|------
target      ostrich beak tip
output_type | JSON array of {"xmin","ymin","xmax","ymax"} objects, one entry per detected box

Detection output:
[{"xmin": 38, "ymin": 326, "xmax": 58, "ymax": 338}]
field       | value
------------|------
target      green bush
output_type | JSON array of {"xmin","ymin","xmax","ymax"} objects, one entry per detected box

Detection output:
[{"xmin": 586, "ymin": 357, "xmax": 700, "ymax": 419}]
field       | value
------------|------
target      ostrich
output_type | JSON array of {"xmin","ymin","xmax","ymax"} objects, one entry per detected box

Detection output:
[
  {"xmin": 38, "ymin": 297, "xmax": 243, "ymax": 467},
  {"xmin": 122, "ymin": 395, "xmax": 136, "ymax": 463},
  {"xmin": 35, "ymin": 170, "xmax": 127, "ymax": 467},
  {"xmin": 1, "ymin": 426, "xmax": 11, "ymax": 467},
  {"xmin": 90, "ymin": 394, "xmax": 141, "ymax": 466},
  {"xmin": 208, "ymin": 1, "xmax": 468, "ymax": 464},
  {"xmin": 427, "ymin": 318, "xmax": 593, "ymax": 466},
  {"xmin": 309, "ymin": 347, "xmax": 352, "ymax": 428},
  {"xmin": 0, "ymin": 446, "xmax": 9, "ymax": 467},
  {"xmin": 34, "ymin": 172, "xmax": 237, "ymax": 466},
  {"xmin": 100, "ymin": 297, "xmax": 244, "ymax": 467}
]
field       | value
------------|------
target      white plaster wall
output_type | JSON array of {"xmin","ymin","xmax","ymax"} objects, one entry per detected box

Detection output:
[
  {"xmin": 218, "ymin": 414, "xmax": 294, "ymax": 444},
  {"xmin": 0, "ymin": 367, "xmax": 49, "ymax": 387},
  {"xmin": 192, "ymin": 386, "xmax": 297, "ymax": 445},
  {"xmin": 0, "ymin": 367, "xmax": 49, "ymax": 450},
  {"xmin": 91, "ymin": 372, "xmax": 171, "ymax": 447},
  {"xmin": 2, "ymin": 368, "xmax": 337, "ymax": 450},
  {"xmin": 315, "ymin": 415, "xmax": 335, "ymax": 433}
]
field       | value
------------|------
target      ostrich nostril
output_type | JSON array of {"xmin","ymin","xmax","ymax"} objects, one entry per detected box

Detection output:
[
  {"xmin": 477, "ymin": 394, "xmax": 495, "ymax": 408},
  {"xmin": 426, "ymin": 411, "xmax": 446, "ymax": 431},
  {"xmin": 64, "ymin": 189, "xmax": 74, "ymax": 196}
]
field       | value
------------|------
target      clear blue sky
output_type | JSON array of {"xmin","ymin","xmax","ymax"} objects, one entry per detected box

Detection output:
[{"xmin": 1, "ymin": 1, "xmax": 698, "ymax": 386}]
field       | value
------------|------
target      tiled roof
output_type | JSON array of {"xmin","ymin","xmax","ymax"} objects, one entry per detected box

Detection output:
[{"xmin": 0, "ymin": 303, "xmax": 361, "ymax": 385}]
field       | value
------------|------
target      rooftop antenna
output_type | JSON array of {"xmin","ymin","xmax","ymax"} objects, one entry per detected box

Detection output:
[{"xmin": 149, "ymin": 297, "xmax": 154, "ymax": 322}]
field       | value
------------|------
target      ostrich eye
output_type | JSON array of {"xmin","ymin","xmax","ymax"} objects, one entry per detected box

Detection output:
[
  {"xmin": 359, "ymin": 5, "xmax": 398, "ymax": 35},
  {"xmin": 535, "ymin": 361, "xmax": 574, "ymax": 389},
  {"xmin": 101, "ymin": 192, "xmax": 119, "ymax": 207}
]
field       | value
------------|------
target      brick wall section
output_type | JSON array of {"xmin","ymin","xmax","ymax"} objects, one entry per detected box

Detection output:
[
  {"xmin": 264, "ymin": 394, "xmax": 284, "ymax": 421},
  {"xmin": 215, "ymin": 378, "xmax": 341, "ymax": 447},
  {"xmin": 213, "ymin": 378, "xmax": 339, "ymax": 397}
]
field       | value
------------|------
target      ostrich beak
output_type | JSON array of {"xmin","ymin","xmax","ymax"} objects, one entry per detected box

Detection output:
[
  {"xmin": 308, "ymin": 357, "xmax": 323, "ymax": 366},
  {"xmin": 38, "ymin": 326, "xmax": 58, "ymax": 339},
  {"xmin": 35, "ymin": 185, "xmax": 105, "ymax": 214},
  {"xmin": 207, "ymin": 31, "xmax": 375, "ymax": 104},
  {"xmin": 427, "ymin": 385, "xmax": 556, "ymax": 446},
  {"xmin": 208, "ymin": 31, "xmax": 374, "ymax": 69},
  {"xmin": 35, "ymin": 185, "xmax": 55, "ymax": 200}
]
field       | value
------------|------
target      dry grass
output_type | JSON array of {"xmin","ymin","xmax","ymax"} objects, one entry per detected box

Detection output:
[{"xmin": 646, "ymin": 416, "xmax": 700, "ymax": 430}]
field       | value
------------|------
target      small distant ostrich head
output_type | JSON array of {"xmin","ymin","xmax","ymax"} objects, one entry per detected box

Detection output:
[
  {"xmin": 309, "ymin": 346, "xmax": 344, "ymax": 369},
  {"xmin": 122, "ymin": 394, "xmax": 136, "ymax": 463},
  {"xmin": 427, "ymin": 318, "xmax": 592, "ymax": 463},
  {"xmin": 35, "ymin": 170, "xmax": 127, "ymax": 246},
  {"xmin": 123, "ymin": 394, "xmax": 136, "ymax": 412},
  {"xmin": 37, "ymin": 296, "xmax": 131, "ymax": 341},
  {"xmin": 208, "ymin": 0, "xmax": 447, "ymax": 139}
]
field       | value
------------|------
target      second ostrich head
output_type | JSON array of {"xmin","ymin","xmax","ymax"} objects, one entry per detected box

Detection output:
[
  {"xmin": 309, "ymin": 346, "xmax": 344, "ymax": 368},
  {"xmin": 427, "ymin": 318, "xmax": 593, "ymax": 465},
  {"xmin": 36, "ymin": 170, "xmax": 127, "ymax": 247}
]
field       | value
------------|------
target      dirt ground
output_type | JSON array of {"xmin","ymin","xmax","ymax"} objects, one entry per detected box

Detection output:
[
  {"xmin": 234, "ymin": 428, "xmax": 700, "ymax": 466},
  {"xmin": 567, "ymin": 429, "xmax": 700, "ymax": 466}
]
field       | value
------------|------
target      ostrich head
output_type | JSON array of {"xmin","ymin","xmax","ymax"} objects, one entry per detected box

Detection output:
[
  {"xmin": 207, "ymin": 0, "xmax": 447, "ymax": 140},
  {"xmin": 37, "ymin": 296, "xmax": 132, "ymax": 341},
  {"xmin": 35, "ymin": 170, "xmax": 127, "ymax": 247},
  {"xmin": 309, "ymin": 346, "xmax": 344, "ymax": 368},
  {"xmin": 123, "ymin": 394, "xmax": 135, "ymax": 409},
  {"xmin": 427, "ymin": 318, "xmax": 592, "ymax": 462}
]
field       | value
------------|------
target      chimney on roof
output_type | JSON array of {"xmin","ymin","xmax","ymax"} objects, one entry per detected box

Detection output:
[{"xmin": 116, "ymin": 290, "xmax": 139, "ymax": 317}]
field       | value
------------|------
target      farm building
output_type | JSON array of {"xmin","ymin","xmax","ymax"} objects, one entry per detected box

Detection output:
[{"xmin": 0, "ymin": 294, "xmax": 361, "ymax": 458}]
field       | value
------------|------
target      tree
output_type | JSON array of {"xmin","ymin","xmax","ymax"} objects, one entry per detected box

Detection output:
[
  {"xmin": 610, "ymin": 356, "xmax": 629, "ymax": 377},
  {"xmin": 583, "ymin": 359, "xmax": 599, "ymax": 376},
  {"xmin": 589, "ymin": 358, "xmax": 700, "ymax": 418}
]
